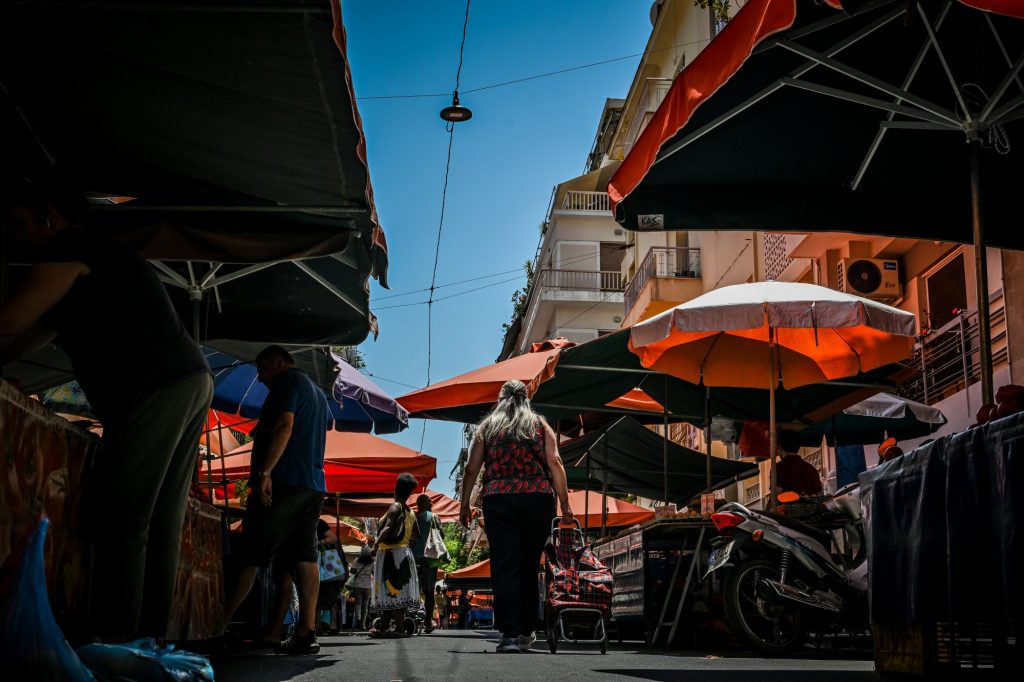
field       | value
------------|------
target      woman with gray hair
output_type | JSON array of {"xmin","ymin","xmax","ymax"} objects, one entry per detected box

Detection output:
[{"xmin": 460, "ymin": 379, "xmax": 572, "ymax": 653}]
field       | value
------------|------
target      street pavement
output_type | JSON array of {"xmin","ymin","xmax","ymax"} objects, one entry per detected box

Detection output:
[{"xmin": 210, "ymin": 629, "xmax": 878, "ymax": 681}]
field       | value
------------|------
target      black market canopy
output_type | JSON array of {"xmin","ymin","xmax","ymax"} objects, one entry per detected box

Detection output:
[
  {"xmin": 1, "ymin": 0, "xmax": 387, "ymax": 349},
  {"xmin": 609, "ymin": 0, "xmax": 1024, "ymax": 246},
  {"xmin": 607, "ymin": 0, "xmax": 1024, "ymax": 405},
  {"xmin": 562, "ymin": 417, "xmax": 758, "ymax": 505}
]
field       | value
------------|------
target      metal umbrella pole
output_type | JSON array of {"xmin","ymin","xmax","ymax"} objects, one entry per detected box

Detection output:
[
  {"xmin": 768, "ymin": 326, "xmax": 779, "ymax": 512},
  {"xmin": 704, "ymin": 386, "xmax": 712, "ymax": 491},
  {"xmin": 601, "ymin": 438, "xmax": 609, "ymax": 537},
  {"xmin": 969, "ymin": 139, "xmax": 994, "ymax": 405},
  {"xmin": 663, "ymin": 373, "xmax": 669, "ymax": 504}
]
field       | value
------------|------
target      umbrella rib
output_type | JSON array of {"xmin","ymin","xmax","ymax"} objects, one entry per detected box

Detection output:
[
  {"xmin": 658, "ymin": 3, "xmax": 906, "ymax": 163},
  {"xmin": 151, "ymin": 260, "xmax": 190, "ymax": 289},
  {"xmin": 852, "ymin": 2, "xmax": 953, "ymax": 191},
  {"xmin": 985, "ymin": 13, "xmax": 1024, "ymax": 99},
  {"xmin": 778, "ymin": 41, "xmax": 960, "ymax": 125},
  {"xmin": 293, "ymin": 260, "xmax": 365, "ymax": 316},
  {"xmin": 914, "ymin": 2, "xmax": 972, "ymax": 124},
  {"xmin": 780, "ymin": 78, "xmax": 957, "ymax": 127},
  {"xmin": 979, "ymin": 45, "xmax": 1024, "ymax": 123},
  {"xmin": 986, "ymin": 91, "xmax": 1024, "ymax": 127}
]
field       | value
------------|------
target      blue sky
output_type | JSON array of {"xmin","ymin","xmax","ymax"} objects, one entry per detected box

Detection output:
[{"xmin": 343, "ymin": 1, "xmax": 654, "ymax": 496}]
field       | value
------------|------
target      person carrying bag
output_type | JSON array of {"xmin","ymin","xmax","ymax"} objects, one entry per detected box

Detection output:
[{"xmin": 410, "ymin": 494, "xmax": 448, "ymax": 633}]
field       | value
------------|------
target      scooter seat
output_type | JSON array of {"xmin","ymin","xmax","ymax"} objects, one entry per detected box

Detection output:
[{"xmin": 761, "ymin": 510, "xmax": 832, "ymax": 549}]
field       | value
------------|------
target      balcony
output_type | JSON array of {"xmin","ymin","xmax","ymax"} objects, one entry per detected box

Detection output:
[
  {"xmin": 624, "ymin": 78, "xmax": 673, "ymax": 155},
  {"xmin": 623, "ymin": 246, "xmax": 702, "ymax": 319},
  {"xmin": 899, "ymin": 304, "xmax": 1008, "ymax": 406},
  {"xmin": 538, "ymin": 268, "xmax": 623, "ymax": 292},
  {"xmin": 556, "ymin": 190, "xmax": 611, "ymax": 215}
]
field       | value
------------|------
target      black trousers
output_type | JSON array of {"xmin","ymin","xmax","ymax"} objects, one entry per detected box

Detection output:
[
  {"xmin": 482, "ymin": 492, "xmax": 554, "ymax": 639},
  {"xmin": 416, "ymin": 558, "xmax": 438, "ymax": 626}
]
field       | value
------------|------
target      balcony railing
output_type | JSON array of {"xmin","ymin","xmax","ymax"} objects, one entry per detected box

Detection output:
[
  {"xmin": 624, "ymin": 246, "xmax": 701, "ymax": 313},
  {"xmin": 899, "ymin": 305, "xmax": 1007, "ymax": 406},
  {"xmin": 745, "ymin": 482, "xmax": 762, "ymax": 505},
  {"xmin": 559, "ymin": 190, "xmax": 611, "ymax": 213},
  {"xmin": 538, "ymin": 268, "xmax": 623, "ymax": 292},
  {"xmin": 624, "ymin": 78, "xmax": 673, "ymax": 155}
]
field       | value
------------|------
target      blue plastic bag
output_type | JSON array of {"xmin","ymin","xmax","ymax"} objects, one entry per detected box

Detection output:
[
  {"xmin": 76, "ymin": 638, "xmax": 215, "ymax": 682},
  {"xmin": 0, "ymin": 516, "xmax": 95, "ymax": 681}
]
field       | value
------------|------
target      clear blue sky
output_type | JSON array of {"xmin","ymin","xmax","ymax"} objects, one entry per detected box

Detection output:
[{"xmin": 343, "ymin": 1, "xmax": 654, "ymax": 496}]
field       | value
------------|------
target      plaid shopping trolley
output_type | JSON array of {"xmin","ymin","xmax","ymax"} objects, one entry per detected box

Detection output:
[{"xmin": 542, "ymin": 518, "xmax": 613, "ymax": 654}]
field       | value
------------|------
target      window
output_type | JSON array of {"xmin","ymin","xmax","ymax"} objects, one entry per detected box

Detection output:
[
  {"xmin": 924, "ymin": 252, "xmax": 967, "ymax": 330},
  {"xmin": 599, "ymin": 242, "xmax": 623, "ymax": 272},
  {"xmin": 555, "ymin": 241, "xmax": 599, "ymax": 271}
]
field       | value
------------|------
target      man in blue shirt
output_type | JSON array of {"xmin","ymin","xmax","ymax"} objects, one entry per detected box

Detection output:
[{"xmin": 223, "ymin": 345, "xmax": 328, "ymax": 655}]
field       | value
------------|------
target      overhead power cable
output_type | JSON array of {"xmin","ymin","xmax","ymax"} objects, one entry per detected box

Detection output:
[
  {"xmin": 421, "ymin": 0, "xmax": 471, "ymax": 453},
  {"xmin": 356, "ymin": 38, "xmax": 711, "ymax": 101}
]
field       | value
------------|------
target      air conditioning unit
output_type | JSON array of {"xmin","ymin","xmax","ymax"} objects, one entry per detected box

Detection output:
[{"xmin": 837, "ymin": 258, "xmax": 901, "ymax": 300}]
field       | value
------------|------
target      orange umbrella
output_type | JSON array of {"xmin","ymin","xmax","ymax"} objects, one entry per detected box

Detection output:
[
  {"xmin": 568, "ymin": 489, "xmax": 654, "ymax": 529},
  {"xmin": 397, "ymin": 345, "xmax": 562, "ymax": 417},
  {"xmin": 202, "ymin": 431, "xmax": 436, "ymax": 496},
  {"xmin": 630, "ymin": 281, "xmax": 916, "ymax": 506}
]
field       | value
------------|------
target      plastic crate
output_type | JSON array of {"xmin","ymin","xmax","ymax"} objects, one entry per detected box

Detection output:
[{"xmin": 873, "ymin": 622, "xmax": 1020, "ymax": 676}]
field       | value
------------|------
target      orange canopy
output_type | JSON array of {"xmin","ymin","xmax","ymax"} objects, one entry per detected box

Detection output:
[
  {"xmin": 411, "ymin": 489, "xmax": 462, "ymax": 524},
  {"xmin": 569, "ymin": 489, "xmax": 654, "ymax": 529},
  {"xmin": 397, "ymin": 347, "xmax": 561, "ymax": 416},
  {"xmin": 447, "ymin": 558, "xmax": 490, "ymax": 579},
  {"xmin": 605, "ymin": 389, "xmax": 663, "ymax": 413},
  {"xmin": 319, "ymin": 514, "xmax": 369, "ymax": 544}
]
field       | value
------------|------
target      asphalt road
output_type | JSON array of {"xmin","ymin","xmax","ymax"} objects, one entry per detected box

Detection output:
[{"xmin": 210, "ymin": 629, "xmax": 878, "ymax": 682}]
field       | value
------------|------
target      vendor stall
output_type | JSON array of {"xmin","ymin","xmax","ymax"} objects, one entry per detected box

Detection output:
[
  {"xmin": 861, "ymin": 411, "xmax": 1024, "ymax": 675},
  {"xmin": 0, "ymin": 379, "xmax": 224, "ymax": 643}
]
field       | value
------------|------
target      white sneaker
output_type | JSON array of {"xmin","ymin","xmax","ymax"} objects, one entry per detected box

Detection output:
[
  {"xmin": 496, "ymin": 638, "xmax": 520, "ymax": 653},
  {"xmin": 517, "ymin": 633, "xmax": 537, "ymax": 651}
]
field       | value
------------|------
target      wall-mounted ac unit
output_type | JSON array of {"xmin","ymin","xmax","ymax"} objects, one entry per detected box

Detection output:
[{"xmin": 837, "ymin": 258, "xmax": 901, "ymax": 300}]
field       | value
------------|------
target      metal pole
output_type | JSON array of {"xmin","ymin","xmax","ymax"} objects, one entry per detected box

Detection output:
[
  {"xmin": 584, "ymin": 453, "xmax": 591, "ymax": 535},
  {"xmin": 216, "ymin": 415, "xmax": 229, "ymax": 513},
  {"xmin": 768, "ymin": 327, "xmax": 778, "ymax": 512},
  {"xmin": 958, "ymin": 312, "xmax": 972, "ymax": 417},
  {"xmin": 663, "ymin": 373, "xmax": 669, "ymax": 503},
  {"xmin": 601, "ymin": 438, "xmax": 609, "ymax": 537},
  {"xmin": 970, "ymin": 139, "xmax": 994, "ymax": 405},
  {"xmin": 704, "ymin": 386, "xmax": 712, "ymax": 491}
]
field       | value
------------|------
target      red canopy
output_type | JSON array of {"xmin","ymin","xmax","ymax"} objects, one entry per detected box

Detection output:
[
  {"xmin": 202, "ymin": 431, "xmax": 436, "ymax": 495},
  {"xmin": 568, "ymin": 490, "xmax": 654, "ymax": 529}
]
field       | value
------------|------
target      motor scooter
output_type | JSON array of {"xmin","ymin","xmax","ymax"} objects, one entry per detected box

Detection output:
[{"xmin": 704, "ymin": 482, "xmax": 868, "ymax": 655}]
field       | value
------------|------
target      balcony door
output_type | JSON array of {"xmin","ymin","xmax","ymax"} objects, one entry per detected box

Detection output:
[{"xmin": 555, "ymin": 241, "xmax": 600, "ymax": 272}]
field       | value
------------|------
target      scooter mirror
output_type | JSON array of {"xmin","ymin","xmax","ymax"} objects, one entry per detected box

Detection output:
[{"xmin": 777, "ymin": 491, "xmax": 801, "ymax": 504}]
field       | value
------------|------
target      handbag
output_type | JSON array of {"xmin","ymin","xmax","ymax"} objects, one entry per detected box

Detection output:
[
  {"xmin": 377, "ymin": 506, "xmax": 407, "ymax": 545},
  {"xmin": 317, "ymin": 544, "xmax": 346, "ymax": 583},
  {"xmin": 344, "ymin": 562, "xmax": 367, "ymax": 592},
  {"xmin": 423, "ymin": 514, "xmax": 450, "ymax": 567}
]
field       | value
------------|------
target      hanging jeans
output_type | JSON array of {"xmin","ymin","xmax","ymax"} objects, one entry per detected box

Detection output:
[{"xmin": 482, "ymin": 492, "xmax": 554, "ymax": 639}]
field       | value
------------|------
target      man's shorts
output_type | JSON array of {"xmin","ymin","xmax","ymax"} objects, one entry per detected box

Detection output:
[{"xmin": 239, "ymin": 484, "xmax": 324, "ymax": 567}]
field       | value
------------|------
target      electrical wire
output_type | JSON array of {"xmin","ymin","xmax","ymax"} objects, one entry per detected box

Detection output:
[
  {"xmin": 356, "ymin": 39, "xmax": 710, "ymax": 101},
  {"xmin": 422, "ymin": 0, "xmax": 471, "ymax": 453},
  {"xmin": 373, "ymin": 250, "xmax": 598, "ymax": 302}
]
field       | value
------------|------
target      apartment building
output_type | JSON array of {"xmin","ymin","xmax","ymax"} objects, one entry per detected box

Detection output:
[{"xmin": 500, "ymin": 100, "xmax": 630, "ymax": 358}]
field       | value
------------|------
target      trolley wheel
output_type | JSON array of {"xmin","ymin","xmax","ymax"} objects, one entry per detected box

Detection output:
[
  {"xmin": 404, "ymin": 617, "xmax": 417, "ymax": 636},
  {"xmin": 371, "ymin": 617, "xmax": 382, "ymax": 633},
  {"xmin": 547, "ymin": 620, "xmax": 558, "ymax": 654}
]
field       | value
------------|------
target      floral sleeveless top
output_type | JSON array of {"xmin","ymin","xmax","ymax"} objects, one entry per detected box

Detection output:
[{"xmin": 482, "ymin": 425, "xmax": 552, "ymax": 496}]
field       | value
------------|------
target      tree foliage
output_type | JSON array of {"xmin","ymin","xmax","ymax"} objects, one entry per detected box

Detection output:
[
  {"xmin": 500, "ymin": 260, "xmax": 536, "ymax": 336},
  {"xmin": 694, "ymin": 0, "xmax": 732, "ymax": 26}
]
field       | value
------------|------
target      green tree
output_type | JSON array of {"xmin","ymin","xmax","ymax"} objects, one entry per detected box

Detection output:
[
  {"xmin": 332, "ymin": 345, "xmax": 366, "ymax": 370},
  {"xmin": 500, "ymin": 260, "xmax": 536, "ymax": 336}
]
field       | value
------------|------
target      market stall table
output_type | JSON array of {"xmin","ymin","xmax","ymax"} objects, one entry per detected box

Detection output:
[{"xmin": 593, "ymin": 517, "xmax": 717, "ymax": 648}]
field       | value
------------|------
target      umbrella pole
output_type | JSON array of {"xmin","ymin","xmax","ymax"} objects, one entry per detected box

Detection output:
[
  {"xmin": 584, "ymin": 453, "xmax": 591, "ymax": 535},
  {"xmin": 601, "ymin": 439, "xmax": 609, "ymax": 537},
  {"xmin": 217, "ymin": 420, "xmax": 229, "ymax": 513},
  {"xmin": 768, "ymin": 327, "xmax": 778, "ymax": 512},
  {"xmin": 704, "ymin": 386, "xmax": 712, "ymax": 491},
  {"xmin": 663, "ymin": 373, "xmax": 669, "ymax": 504},
  {"xmin": 205, "ymin": 424, "xmax": 214, "ymax": 504},
  {"xmin": 335, "ymin": 496, "xmax": 341, "ymax": 542},
  {"xmin": 970, "ymin": 140, "xmax": 995, "ymax": 405}
]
